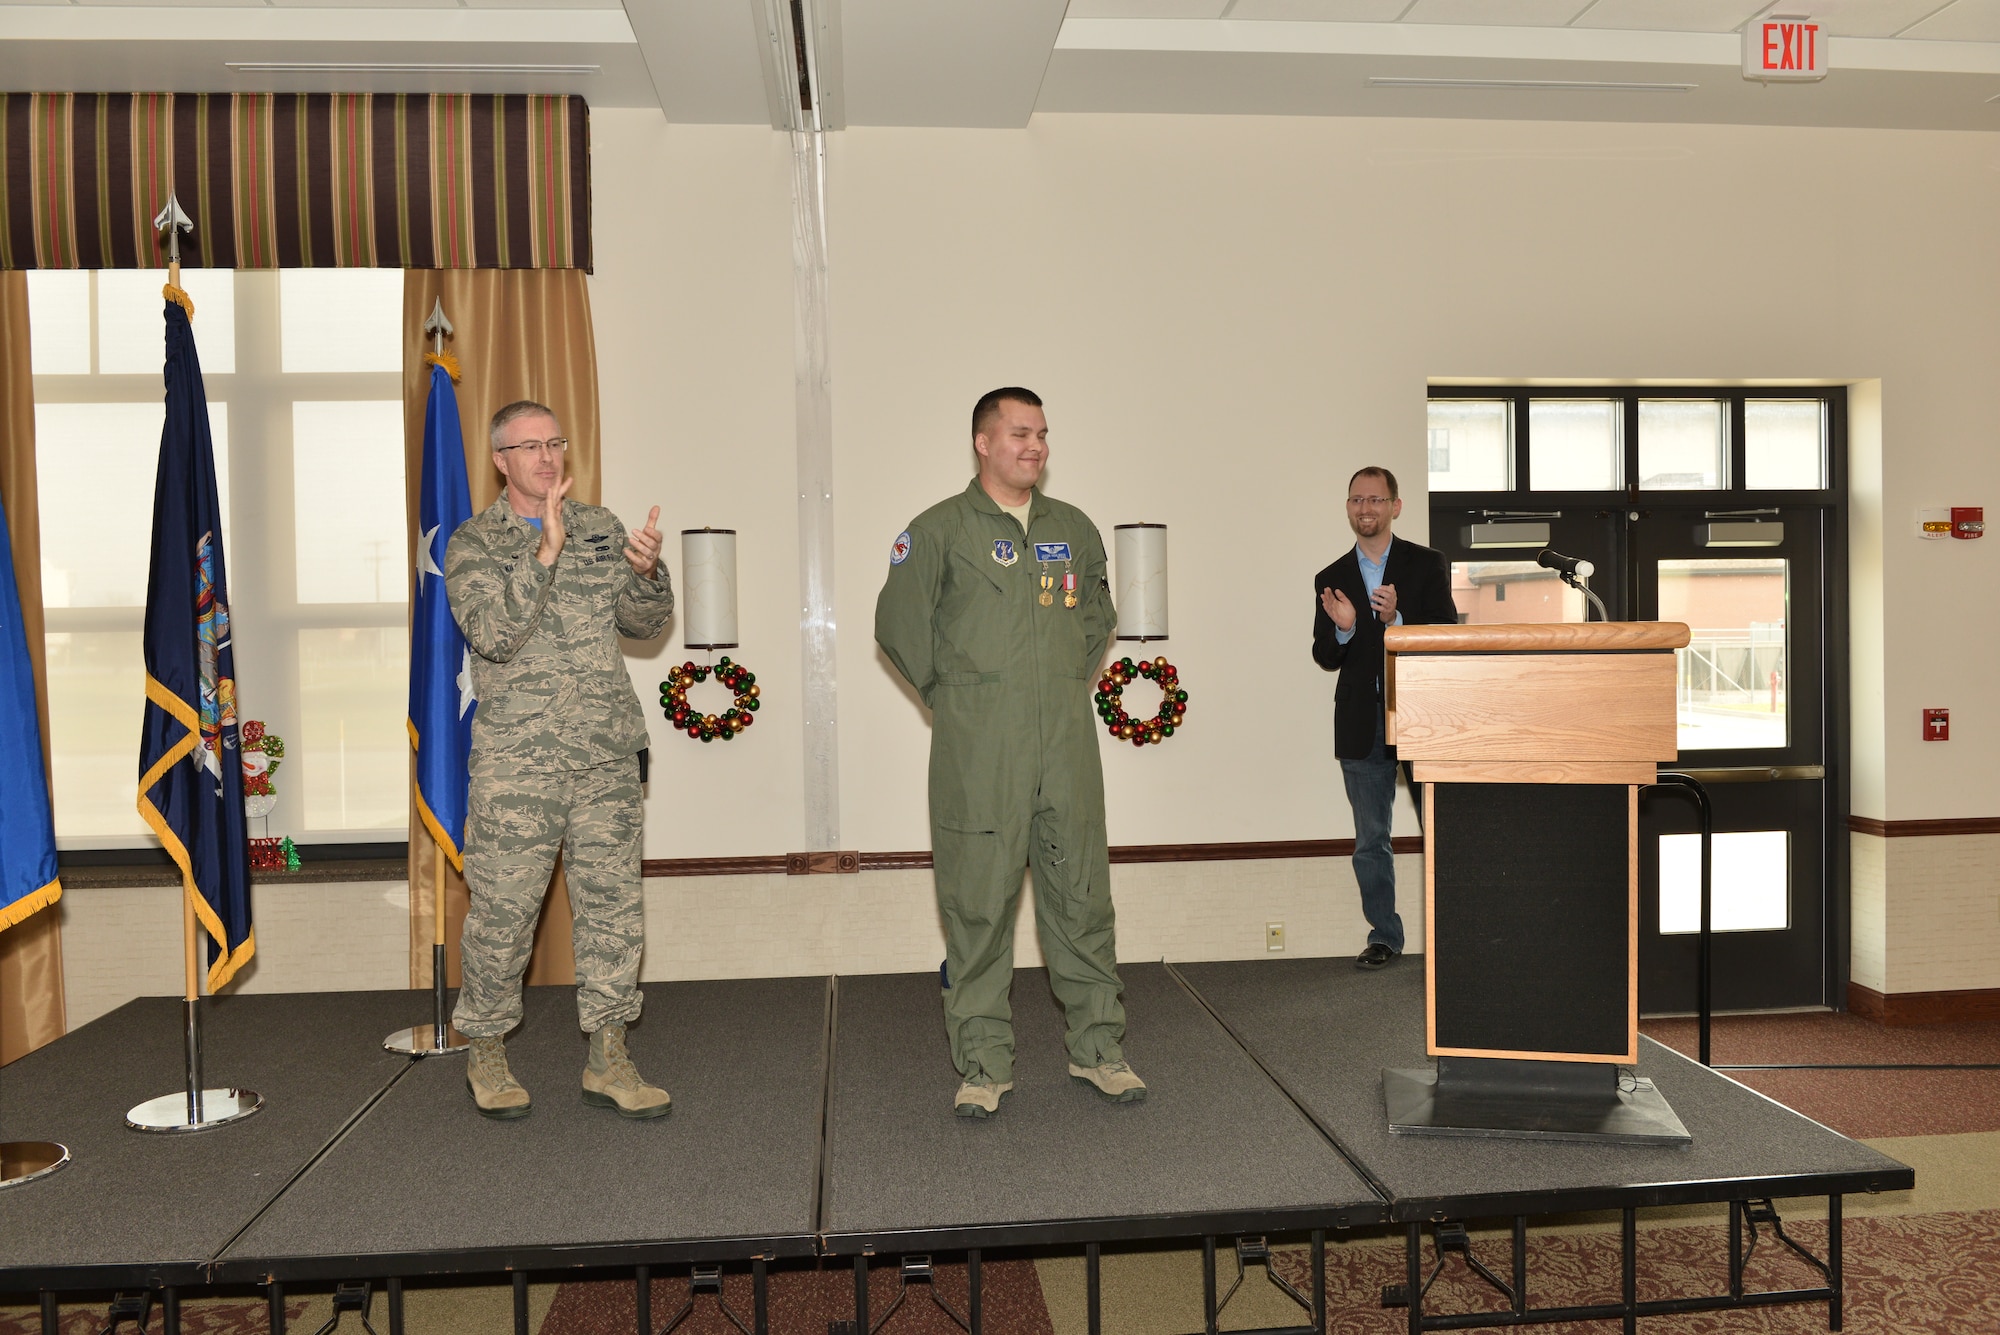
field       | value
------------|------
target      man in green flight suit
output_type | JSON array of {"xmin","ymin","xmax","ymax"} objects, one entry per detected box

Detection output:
[
  {"xmin": 446, "ymin": 399, "xmax": 676, "ymax": 1121},
  {"xmin": 876, "ymin": 387, "xmax": 1144, "ymax": 1118}
]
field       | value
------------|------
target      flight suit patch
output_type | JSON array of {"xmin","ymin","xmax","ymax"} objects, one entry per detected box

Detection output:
[{"xmin": 992, "ymin": 539, "xmax": 1018, "ymax": 568}]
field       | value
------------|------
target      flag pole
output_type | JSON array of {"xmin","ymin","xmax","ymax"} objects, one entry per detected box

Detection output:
[
  {"xmin": 386, "ymin": 297, "xmax": 468, "ymax": 1058},
  {"xmin": 127, "ymin": 194, "xmax": 262, "ymax": 1132}
]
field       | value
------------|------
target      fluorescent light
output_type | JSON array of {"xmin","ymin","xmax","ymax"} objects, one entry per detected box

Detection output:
[
  {"xmin": 1368, "ymin": 77, "xmax": 1695, "ymax": 93},
  {"xmin": 227, "ymin": 63, "xmax": 600, "ymax": 76}
]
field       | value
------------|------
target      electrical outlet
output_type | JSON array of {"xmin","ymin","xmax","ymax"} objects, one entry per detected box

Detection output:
[{"xmin": 1266, "ymin": 921, "xmax": 1285, "ymax": 952}]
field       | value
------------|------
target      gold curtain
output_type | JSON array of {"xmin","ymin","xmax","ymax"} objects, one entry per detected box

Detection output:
[
  {"xmin": 0, "ymin": 271, "xmax": 68, "ymax": 1064},
  {"xmin": 402, "ymin": 269, "xmax": 602, "ymax": 992}
]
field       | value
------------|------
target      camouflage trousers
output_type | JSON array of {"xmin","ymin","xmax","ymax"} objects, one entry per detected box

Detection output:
[{"xmin": 453, "ymin": 753, "xmax": 645, "ymax": 1038}]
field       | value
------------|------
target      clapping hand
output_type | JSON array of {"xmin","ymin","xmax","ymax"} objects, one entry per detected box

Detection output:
[
  {"xmin": 536, "ymin": 478, "xmax": 575, "ymax": 567},
  {"xmin": 1320, "ymin": 586, "xmax": 1356, "ymax": 633},
  {"xmin": 1371, "ymin": 582, "xmax": 1398, "ymax": 623},
  {"xmin": 625, "ymin": 506, "xmax": 663, "ymax": 579}
]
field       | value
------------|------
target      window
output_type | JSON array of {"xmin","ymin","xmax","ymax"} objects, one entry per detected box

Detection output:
[
  {"xmin": 28, "ymin": 269, "xmax": 408, "ymax": 848},
  {"xmin": 1528, "ymin": 399, "xmax": 1621, "ymax": 491},
  {"xmin": 1425, "ymin": 399, "xmax": 1510, "ymax": 491}
]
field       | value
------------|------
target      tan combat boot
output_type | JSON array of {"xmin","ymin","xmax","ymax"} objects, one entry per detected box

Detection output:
[
  {"xmin": 1069, "ymin": 1059, "xmax": 1147, "ymax": 1103},
  {"xmin": 581, "ymin": 1022, "xmax": 672, "ymax": 1119},
  {"xmin": 953, "ymin": 1078, "xmax": 1013, "ymax": 1119},
  {"xmin": 466, "ymin": 1036, "xmax": 532, "ymax": 1119}
]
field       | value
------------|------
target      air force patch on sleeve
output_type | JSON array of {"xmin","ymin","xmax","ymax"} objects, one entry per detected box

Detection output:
[
  {"xmin": 1033, "ymin": 542, "xmax": 1072, "ymax": 562},
  {"xmin": 890, "ymin": 531, "xmax": 912, "ymax": 566}
]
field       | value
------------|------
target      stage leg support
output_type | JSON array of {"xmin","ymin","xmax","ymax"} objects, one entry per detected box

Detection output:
[
  {"xmin": 1405, "ymin": 1223, "xmax": 1422, "ymax": 1335},
  {"xmin": 853, "ymin": 1255, "xmax": 868, "ymax": 1334},
  {"xmin": 1200, "ymin": 1237, "xmax": 1216, "ymax": 1335},
  {"xmin": 1086, "ymin": 1242, "xmax": 1101, "ymax": 1335},
  {"xmin": 966, "ymin": 1249, "xmax": 980, "ymax": 1335},
  {"xmin": 1311, "ymin": 1230, "xmax": 1327, "ymax": 1335},
  {"xmin": 39, "ymin": 1291, "xmax": 56, "ymax": 1335},
  {"xmin": 386, "ymin": 1278, "xmax": 403, "ymax": 1335},
  {"xmin": 269, "ymin": 1281, "xmax": 285, "ymax": 1335},
  {"xmin": 1511, "ymin": 1217, "xmax": 1527, "ymax": 1317},
  {"xmin": 512, "ymin": 1272, "xmax": 528, "ymax": 1335},
  {"xmin": 1729, "ymin": 1200, "xmax": 1744, "ymax": 1298},
  {"xmin": 754, "ymin": 1255, "xmax": 769, "ymax": 1335},
  {"xmin": 1621, "ymin": 1208, "xmax": 1637, "ymax": 1335},
  {"xmin": 635, "ymin": 1266, "xmax": 649, "ymax": 1335},
  {"xmin": 1829, "ymin": 1194, "xmax": 1844, "ymax": 1332},
  {"xmin": 163, "ymin": 1286, "xmax": 180, "ymax": 1335}
]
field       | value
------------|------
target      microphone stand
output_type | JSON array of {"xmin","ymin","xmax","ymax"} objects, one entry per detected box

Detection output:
[{"xmin": 1561, "ymin": 570, "xmax": 1610, "ymax": 623}]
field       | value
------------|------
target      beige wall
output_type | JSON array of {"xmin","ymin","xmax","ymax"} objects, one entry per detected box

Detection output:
[{"xmin": 579, "ymin": 109, "xmax": 2000, "ymax": 997}]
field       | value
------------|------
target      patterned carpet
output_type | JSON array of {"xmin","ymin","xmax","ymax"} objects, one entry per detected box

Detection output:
[{"xmin": 7, "ymin": 1009, "xmax": 1997, "ymax": 1334}]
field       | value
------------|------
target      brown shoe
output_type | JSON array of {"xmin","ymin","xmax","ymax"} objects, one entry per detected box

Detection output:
[
  {"xmin": 582, "ymin": 1023, "xmax": 671, "ymax": 1119},
  {"xmin": 466, "ymin": 1036, "xmax": 531, "ymax": 1119}
]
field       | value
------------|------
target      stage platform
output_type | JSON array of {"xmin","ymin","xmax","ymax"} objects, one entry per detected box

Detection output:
[
  {"xmin": 1, "ymin": 957, "xmax": 1915, "ymax": 1334},
  {"xmin": 1173, "ymin": 958, "xmax": 1913, "ymax": 1221},
  {"xmin": 821, "ymin": 964, "xmax": 1382, "ymax": 1254}
]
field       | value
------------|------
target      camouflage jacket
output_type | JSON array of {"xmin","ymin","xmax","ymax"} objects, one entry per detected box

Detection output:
[{"xmin": 445, "ymin": 491, "xmax": 675, "ymax": 772}]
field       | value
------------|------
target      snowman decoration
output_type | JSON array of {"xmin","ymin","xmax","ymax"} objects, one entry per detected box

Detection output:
[{"xmin": 240, "ymin": 720, "xmax": 285, "ymax": 822}]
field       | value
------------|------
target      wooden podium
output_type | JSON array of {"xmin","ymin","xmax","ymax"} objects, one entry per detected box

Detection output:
[{"xmin": 1379, "ymin": 621, "xmax": 1694, "ymax": 1145}]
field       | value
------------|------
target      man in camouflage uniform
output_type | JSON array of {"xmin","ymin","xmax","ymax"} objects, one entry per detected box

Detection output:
[
  {"xmin": 446, "ymin": 399, "xmax": 676, "ymax": 1120},
  {"xmin": 875, "ymin": 387, "xmax": 1144, "ymax": 1119}
]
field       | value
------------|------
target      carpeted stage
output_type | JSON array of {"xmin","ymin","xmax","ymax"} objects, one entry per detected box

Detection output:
[{"xmin": 0, "ymin": 961, "xmax": 1913, "ymax": 1334}]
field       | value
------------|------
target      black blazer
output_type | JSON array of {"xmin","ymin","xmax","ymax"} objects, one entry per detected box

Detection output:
[{"xmin": 1311, "ymin": 537, "xmax": 1460, "ymax": 759}]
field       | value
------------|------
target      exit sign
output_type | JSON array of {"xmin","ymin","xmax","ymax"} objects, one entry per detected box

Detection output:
[{"xmin": 1744, "ymin": 14, "xmax": 1827, "ymax": 82}]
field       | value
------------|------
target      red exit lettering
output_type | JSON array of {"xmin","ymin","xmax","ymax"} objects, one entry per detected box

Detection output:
[{"xmin": 1760, "ymin": 21, "xmax": 1821, "ymax": 73}]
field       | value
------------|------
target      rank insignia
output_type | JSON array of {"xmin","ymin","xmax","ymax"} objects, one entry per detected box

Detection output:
[
  {"xmin": 992, "ymin": 539, "xmax": 1018, "ymax": 567},
  {"xmin": 1034, "ymin": 542, "xmax": 1072, "ymax": 562}
]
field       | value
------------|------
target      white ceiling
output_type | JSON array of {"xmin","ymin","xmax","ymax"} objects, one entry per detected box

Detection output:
[{"xmin": 3, "ymin": 0, "xmax": 2000, "ymax": 130}]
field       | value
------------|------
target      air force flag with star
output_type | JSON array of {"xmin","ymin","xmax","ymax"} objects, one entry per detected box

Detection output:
[{"xmin": 408, "ymin": 360, "xmax": 476, "ymax": 869}]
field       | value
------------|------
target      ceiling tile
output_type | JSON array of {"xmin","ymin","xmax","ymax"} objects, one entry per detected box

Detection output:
[
  {"xmin": 1401, "ymin": 0, "xmax": 1594, "ymax": 23},
  {"xmin": 1569, "ymin": 0, "xmax": 1765, "ymax": 31},
  {"xmin": 1226, "ymin": 0, "xmax": 1414, "ymax": 18},
  {"xmin": 258, "ymin": 0, "xmax": 460, "ymax": 7},
  {"xmin": 1227, "ymin": 0, "xmax": 1414, "ymax": 19},
  {"xmin": 1875, "ymin": 0, "xmax": 2000, "ymax": 39},
  {"xmin": 1067, "ymin": 0, "xmax": 1231, "ymax": 15}
]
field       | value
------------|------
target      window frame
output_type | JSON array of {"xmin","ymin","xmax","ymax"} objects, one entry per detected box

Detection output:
[{"xmin": 30, "ymin": 269, "xmax": 409, "ymax": 854}]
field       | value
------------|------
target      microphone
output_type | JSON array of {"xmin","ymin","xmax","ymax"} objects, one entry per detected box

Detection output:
[{"xmin": 1537, "ymin": 549, "xmax": 1594, "ymax": 580}]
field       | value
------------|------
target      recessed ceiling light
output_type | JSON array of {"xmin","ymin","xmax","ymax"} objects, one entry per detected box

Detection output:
[
  {"xmin": 226, "ymin": 62, "xmax": 600, "ymax": 76},
  {"xmin": 1368, "ymin": 77, "xmax": 1696, "ymax": 93}
]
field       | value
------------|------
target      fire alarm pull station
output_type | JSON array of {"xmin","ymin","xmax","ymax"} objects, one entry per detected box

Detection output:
[
  {"xmin": 1924, "ymin": 708, "xmax": 1949, "ymax": 742},
  {"xmin": 1952, "ymin": 507, "xmax": 1984, "ymax": 539}
]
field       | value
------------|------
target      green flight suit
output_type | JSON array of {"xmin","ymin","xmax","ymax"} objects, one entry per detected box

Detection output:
[{"xmin": 875, "ymin": 478, "xmax": 1126, "ymax": 1085}]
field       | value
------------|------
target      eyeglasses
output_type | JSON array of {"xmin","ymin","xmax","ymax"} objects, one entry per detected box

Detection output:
[
  {"xmin": 497, "ymin": 437, "xmax": 569, "ymax": 458},
  {"xmin": 1347, "ymin": 496, "xmax": 1395, "ymax": 508}
]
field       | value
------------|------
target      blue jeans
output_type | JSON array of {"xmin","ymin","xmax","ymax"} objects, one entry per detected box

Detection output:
[{"xmin": 1341, "ymin": 709, "xmax": 1405, "ymax": 953}]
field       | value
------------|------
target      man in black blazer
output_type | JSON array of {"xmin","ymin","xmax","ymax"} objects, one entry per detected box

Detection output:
[{"xmin": 1311, "ymin": 466, "xmax": 1461, "ymax": 969}]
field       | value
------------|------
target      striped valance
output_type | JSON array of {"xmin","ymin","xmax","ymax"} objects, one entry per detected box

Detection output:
[{"xmin": 0, "ymin": 93, "xmax": 590, "ymax": 272}]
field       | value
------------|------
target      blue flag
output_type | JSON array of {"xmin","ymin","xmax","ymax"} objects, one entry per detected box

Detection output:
[
  {"xmin": 137, "ymin": 294, "xmax": 253, "ymax": 990},
  {"xmin": 0, "ymin": 486, "xmax": 61, "ymax": 932},
  {"xmin": 409, "ymin": 361, "xmax": 475, "ymax": 867}
]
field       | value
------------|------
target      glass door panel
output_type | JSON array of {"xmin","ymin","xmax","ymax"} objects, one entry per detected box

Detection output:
[{"xmin": 1659, "ymin": 557, "xmax": 1789, "ymax": 752}]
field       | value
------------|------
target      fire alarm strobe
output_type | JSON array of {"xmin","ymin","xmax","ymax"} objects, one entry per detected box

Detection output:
[
  {"xmin": 1952, "ymin": 506, "xmax": 1984, "ymax": 539},
  {"xmin": 1923, "ymin": 708, "xmax": 1949, "ymax": 742}
]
